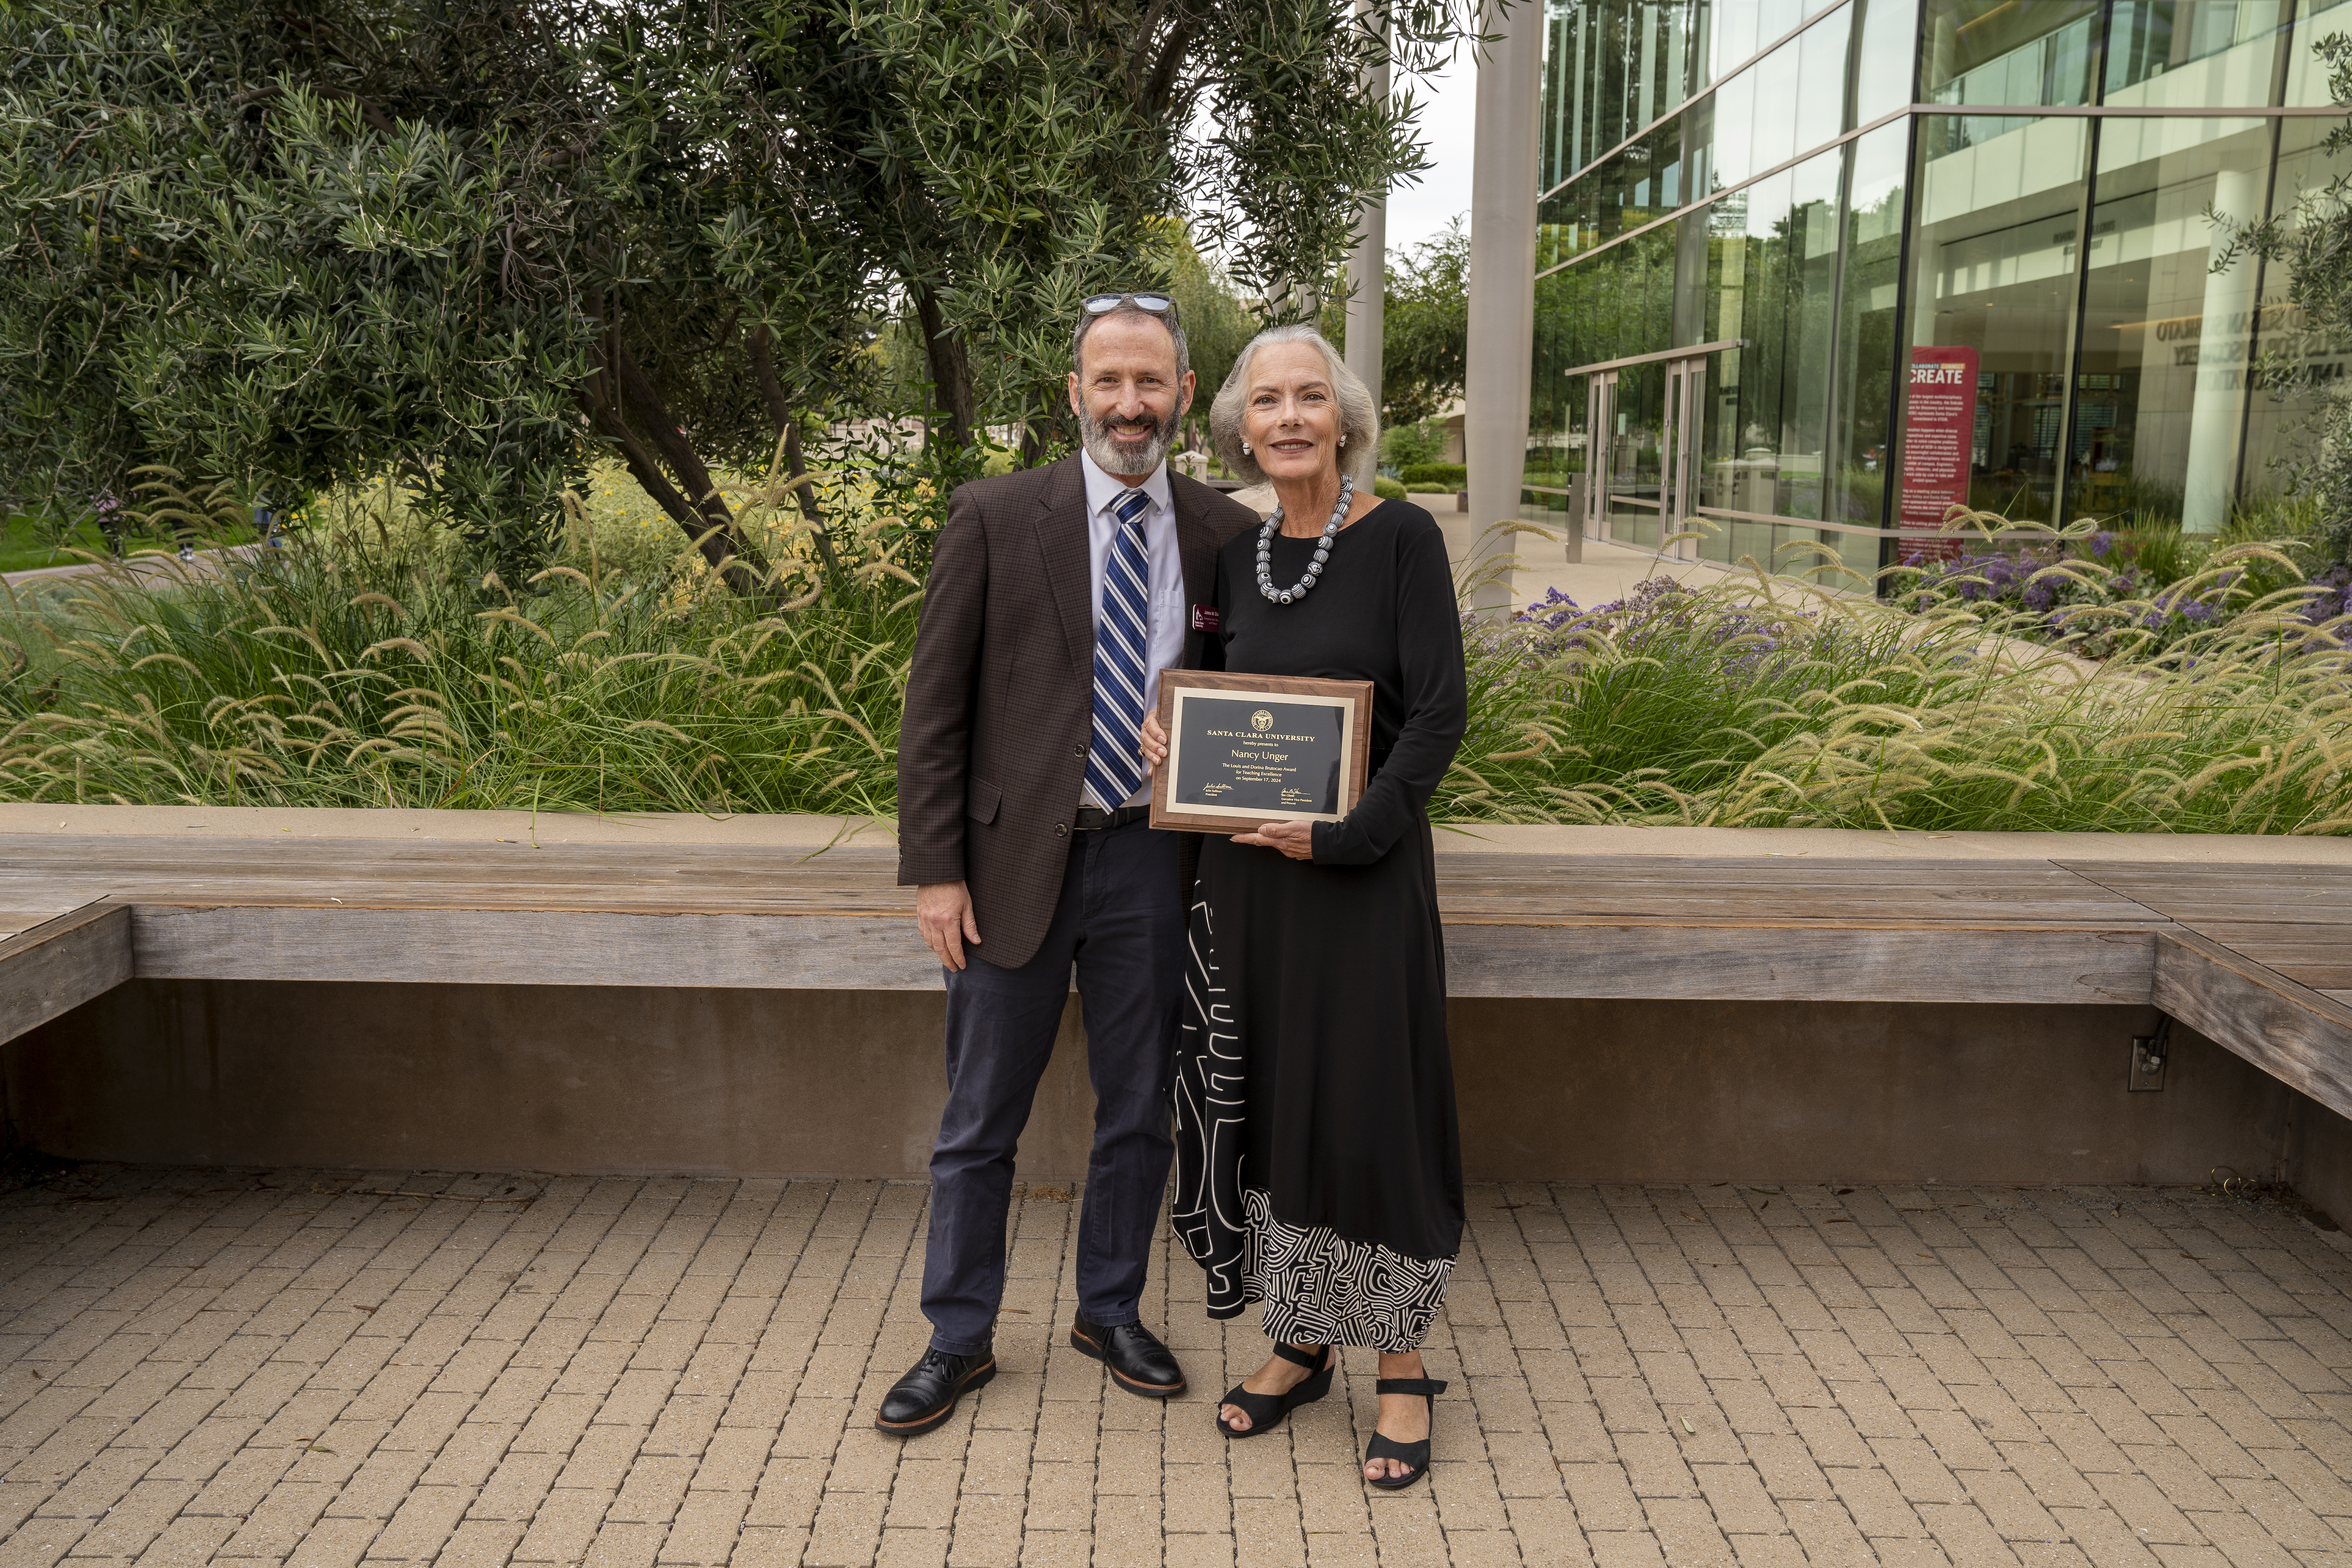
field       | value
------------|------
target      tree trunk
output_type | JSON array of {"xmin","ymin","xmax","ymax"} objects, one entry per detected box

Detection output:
[
  {"xmin": 747, "ymin": 325, "xmax": 848, "ymax": 593},
  {"xmin": 910, "ymin": 281, "xmax": 978, "ymax": 449},
  {"xmin": 583, "ymin": 336, "xmax": 770, "ymax": 599}
]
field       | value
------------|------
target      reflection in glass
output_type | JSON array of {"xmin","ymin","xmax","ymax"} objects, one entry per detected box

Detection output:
[
  {"xmin": 1852, "ymin": 0, "xmax": 1923, "ymax": 127},
  {"xmin": 1920, "ymin": 0, "xmax": 2098, "ymax": 106},
  {"xmin": 1605, "ymin": 361, "xmax": 1670, "ymax": 548},
  {"xmin": 2072, "ymin": 118, "xmax": 2270, "ymax": 531},
  {"xmin": 1711, "ymin": 72, "xmax": 1758, "ymax": 189},
  {"xmin": 1528, "ymin": 231, "xmax": 1680, "ymax": 508},
  {"xmin": 2107, "ymin": 3, "xmax": 2284, "ymax": 107},
  {"xmin": 1746, "ymin": 40, "xmax": 1801, "ymax": 174},
  {"xmin": 1905, "ymin": 114, "xmax": 2091, "ymax": 523},
  {"xmin": 1692, "ymin": 150, "xmax": 1843, "ymax": 527},
  {"xmin": 1541, "ymin": 114, "xmax": 1689, "ymax": 269},
  {"xmin": 2239, "ymin": 116, "xmax": 2352, "ymax": 506},
  {"xmin": 1797, "ymin": 8, "xmax": 1855, "ymax": 158},
  {"xmin": 1539, "ymin": 0, "xmax": 1707, "ymax": 192},
  {"xmin": 2284, "ymin": 0, "xmax": 2352, "ymax": 104},
  {"xmin": 1830, "ymin": 122, "xmax": 1911, "ymax": 534},
  {"xmin": 1711, "ymin": 0, "xmax": 1763, "ymax": 84}
]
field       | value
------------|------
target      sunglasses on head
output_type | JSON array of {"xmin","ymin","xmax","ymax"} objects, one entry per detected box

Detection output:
[{"xmin": 1082, "ymin": 292, "xmax": 1177, "ymax": 318}]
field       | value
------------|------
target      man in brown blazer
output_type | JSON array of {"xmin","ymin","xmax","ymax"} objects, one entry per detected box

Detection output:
[{"xmin": 879, "ymin": 295, "xmax": 1259, "ymax": 1436}]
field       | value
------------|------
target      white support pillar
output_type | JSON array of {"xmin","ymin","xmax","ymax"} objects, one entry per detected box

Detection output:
[
  {"xmin": 1344, "ymin": 17, "xmax": 1389, "ymax": 428},
  {"xmin": 2182, "ymin": 165, "xmax": 2265, "ymax": 535},
  {"xmin": 1464, "ymin": 0, "xmax": 1546, "ymax": 608},
  {"xmin": 1343, "ymin": 197, "xmax": 1387, "ymax": 419}
]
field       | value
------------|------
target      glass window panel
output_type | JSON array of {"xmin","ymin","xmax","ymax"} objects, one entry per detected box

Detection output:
[
  {"xmin": 1681, "ymin": 89, "xmax": 1717, "ymax": 202},
  {"xmin": 2285, "ymin": 0, "xmax": 2352, "ymax": 104},
  {"xmin": 1853, "ymin": 0, "xmax": 1923, "ymax": 126},
  {"xmin": 2106, "ymin": 3, "xmax": 2285, "ymax": 108},
  {"xmin": 1538, "ymin": 187, "xmax": 1580, "ymax": 272},
  {"xmin": 1534, "ymin": 229, "xmax": 1680, "ymax": 389},
  {"xmin": 1746, "ymin": 42, "xmax": 1801, "ymax": 172},
  {"xmin": 1712, "ymin": 1, "xmax": 1762, "ymax": 81},
  {"xmin": 1796, "ymin": 6, "xmax": 1853, "ymax": 155},
  {"xmin": 1759, "ymin": 0, "xmax": 1805, "ymax": 53},
  {"xmin": 1830, "ymin": 121, "xmax": 1912, "ymax": 529},
  {"xmin": 1528, "ymin": 284, "xmax": 1590, "ymax": 520},
  {"xmin": 1540, "ymin": 0, "xmax": 1581, "ymax": 194},
  {"xmin": 2073, "ymin": 117, "xmax": 2271, "ymax": 530},
  {"xmin": 1711, "ymin": 74, "xmax": 1756, "ymax": 189},
  {"xmin": 1690, "ymin": 147, "xmax": 1844, "ymax": 523},
  {"xmin": 1533, "ymin": 231, "xmax": 1681, "ymax": 551},
  {"xmin": 1546, "ymin": 113, "xmax": 1688, "ymax": 268},
  {"xmin": 1920, "ymin": 0, "xmax": 2098, "ymax": 107},
  {"xmin": 1540, "ymin": 0, "xmax": 1710, "ymax": 192},
  {"xmin": 1904, "ymin": 114, "xmax": 2092, "ymax": 524},
  {"xmin": 2241, "ymin": 116, "xmax": 2352, "ymax": 508}
]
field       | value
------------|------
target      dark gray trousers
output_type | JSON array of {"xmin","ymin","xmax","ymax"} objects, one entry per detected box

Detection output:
[{"xmin": 921, "ymin": 820, "xmax": 1184, "ymax": 1355}]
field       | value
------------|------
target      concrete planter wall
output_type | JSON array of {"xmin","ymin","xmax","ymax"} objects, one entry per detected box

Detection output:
[{"xmin": 10, "ymin": 980, "xmax": 2348, "ymax": 1228}]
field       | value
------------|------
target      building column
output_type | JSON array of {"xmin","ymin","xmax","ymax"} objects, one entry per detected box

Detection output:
[
  {"xmin": 1343, "ymin": 196, "xmax": 1387, "ymax": 419},
  {"xmin": 1465, "ymin": 0, "xmax": 1548, "ymax": 606},
  {"xmin": 1345, "ymin": 6, "xmax": 1389, "ymax": 420},
  {"xmin": 2182, "ymin": 165, "xmax": 2265, "ymax": 535}
]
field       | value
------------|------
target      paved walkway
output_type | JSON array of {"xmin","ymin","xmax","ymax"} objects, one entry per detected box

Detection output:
[
  {"xmin": 0, "ymin": 1168, "xmax": 2346, "ymax": 1568},
  {"xmin": 2, "ymin": 545, "xmax": 260, "ymax": 595}
]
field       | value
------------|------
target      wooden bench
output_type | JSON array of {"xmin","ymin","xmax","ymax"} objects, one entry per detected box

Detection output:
[{"xmin": 4, "ymin": 813, "xmax": 2350, "ymax": 1127}]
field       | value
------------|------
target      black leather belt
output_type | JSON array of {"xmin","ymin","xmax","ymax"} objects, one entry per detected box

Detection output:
[{"xmin": 1073, "ymin": 804, "xmax": 1151, "ymax": 832}]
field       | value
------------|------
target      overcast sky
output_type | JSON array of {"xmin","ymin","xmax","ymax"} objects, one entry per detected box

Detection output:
[{"xmin": 1385, "ymin": 47, "xmax": 1477, "ymax": 256}]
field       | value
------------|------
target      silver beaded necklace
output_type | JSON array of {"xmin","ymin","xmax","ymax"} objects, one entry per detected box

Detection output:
[{"xmin": 1256, "ymin": 474, "xmax": 1354, "ymax": 605}]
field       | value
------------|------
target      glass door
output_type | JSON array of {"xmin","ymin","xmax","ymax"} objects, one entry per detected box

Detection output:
[
  {"xmin": 1661, "ymin": 357, "xmax": 1705, "ymax": 560},
  {"xmin": 1605, "ymin": 362, "xmax": 1668, "ymax": 549},
  {"xmin": 1583, "ymin": 371, "xmax": 1618, "ymax": 543}
]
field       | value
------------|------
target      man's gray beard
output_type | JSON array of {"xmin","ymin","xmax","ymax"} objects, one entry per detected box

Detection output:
[{"xmin": 1080, "ymin": 408, "xmax": 1175, "ymax": 477}]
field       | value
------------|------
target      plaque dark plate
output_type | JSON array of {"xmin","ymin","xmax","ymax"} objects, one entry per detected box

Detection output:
[{"xmin": 1149, "ymin": 671, "xmax": 1374, "ymax": 835}]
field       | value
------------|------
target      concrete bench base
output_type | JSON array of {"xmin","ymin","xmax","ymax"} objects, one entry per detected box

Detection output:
[{"xmin": 10, "ymin": 978, "xmax": 2347, "ymax": 1228}]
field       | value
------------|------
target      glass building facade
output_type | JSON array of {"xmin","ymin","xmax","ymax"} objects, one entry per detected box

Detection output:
[{"xmin": 1526, "ymin": 0, "xmax": 2352, "ymax": 576}]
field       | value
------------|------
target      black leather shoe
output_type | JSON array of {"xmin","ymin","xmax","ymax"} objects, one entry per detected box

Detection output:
[
  {"xmin": 874, "ymin": 1346, "xmax": 996, "ymax": 1437},
  {"xmin": 1069, "ymin": 1314, "xmax": 1186, "ymax": 1398}
]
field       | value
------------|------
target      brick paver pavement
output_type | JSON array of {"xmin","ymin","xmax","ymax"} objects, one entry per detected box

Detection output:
[{"xmin": 0, "ymin": 1167, "xmax": 2346, "ymax": 1567}]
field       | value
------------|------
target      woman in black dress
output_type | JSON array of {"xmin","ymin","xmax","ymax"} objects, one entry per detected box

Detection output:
[{"xmin": 1141, "ymin": 324, "xmax": 1466, "ymax": 1489}]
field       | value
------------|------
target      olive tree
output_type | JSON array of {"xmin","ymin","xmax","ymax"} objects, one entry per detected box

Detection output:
[
  {"xmin": 2213, "ymin": 33, "xmax": 2352, "ymax": 568},
  {"xmin": 0, "ymin": 0, "xmax": 1487, "ymax": 583}
]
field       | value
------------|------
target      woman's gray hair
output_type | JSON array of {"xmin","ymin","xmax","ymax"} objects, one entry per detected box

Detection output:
[{"xmin": 1208, "ymin": 325, "xmax": 1379, "ymax": 488}]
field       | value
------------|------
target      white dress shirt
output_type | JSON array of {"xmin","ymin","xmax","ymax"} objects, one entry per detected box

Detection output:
[{"xmin": 1080, "ymin": 448, "xmax": 1186, "ymax": 809}]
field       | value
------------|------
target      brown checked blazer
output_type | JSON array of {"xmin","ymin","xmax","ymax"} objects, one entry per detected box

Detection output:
[{"xmin": 897, "ymin": 455, "xmax": 1261, "ymax": 971}]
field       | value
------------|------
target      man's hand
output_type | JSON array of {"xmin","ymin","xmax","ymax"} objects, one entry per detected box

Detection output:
[{"xmin": 917, "ymin": 880, "xmax": 982, "ymax": 971}]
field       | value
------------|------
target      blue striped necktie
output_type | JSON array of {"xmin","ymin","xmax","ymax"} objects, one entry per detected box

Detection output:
[{"xmin": 1086, "ymin": 488, "xmax": 1152, "ymax": 810}]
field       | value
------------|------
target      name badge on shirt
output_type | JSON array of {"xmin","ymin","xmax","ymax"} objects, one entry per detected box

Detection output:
[{"xmin": 1190, "ymin": 604, "xmax": 1220, "ymax": 634}]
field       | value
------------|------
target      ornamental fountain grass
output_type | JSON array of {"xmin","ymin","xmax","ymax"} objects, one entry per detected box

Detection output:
[{"xmin": 5, "ymin": 498, "xmax": 2352, "ymax": 834}]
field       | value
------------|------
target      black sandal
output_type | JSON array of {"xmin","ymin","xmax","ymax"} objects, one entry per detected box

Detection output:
[
  {"xmin": 1214, "ymin": 1341, "xmax": 1332, "ymax": 1438},
  {"xmin": 1364, "ymin": 1377, "xmax": 1446, "ymax": 1489}
]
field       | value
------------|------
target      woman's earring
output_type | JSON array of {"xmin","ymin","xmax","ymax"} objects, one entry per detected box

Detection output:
[
  {"xmin": 1241, "ymin": 442, "xmax": 1251, "ymax": 455},
  {"xmin": 1339, "ymin": 435, "xmax": 1347, "ymax": 448}
]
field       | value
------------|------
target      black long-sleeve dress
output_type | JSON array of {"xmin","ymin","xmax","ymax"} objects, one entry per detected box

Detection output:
[{"xmin": 1171, "ymin": 499, "xmax": 1468, "ymax": 1352}]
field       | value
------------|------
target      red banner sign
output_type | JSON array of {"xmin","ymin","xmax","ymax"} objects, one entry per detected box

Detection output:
[{"xmin": 1898, "ymin": 346, "xmax": 1979, "ymax": 564}]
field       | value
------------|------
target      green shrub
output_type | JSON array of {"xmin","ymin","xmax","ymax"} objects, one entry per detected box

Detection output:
[
  {"xmin": 1380, "ymin": 421, "xmax": 1448, "ymax": 471},
  {"xmin": 1401, "ymin": 462, "xmax": 1468, "ymax": 490},
  {"xmin": 1373, "ymin": 475, "xmax": 1407, "ymax": 501}
]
